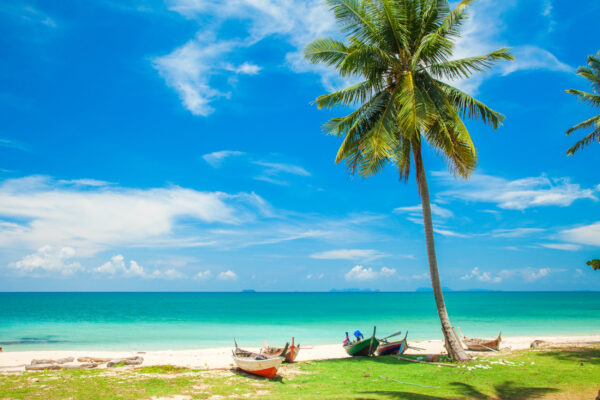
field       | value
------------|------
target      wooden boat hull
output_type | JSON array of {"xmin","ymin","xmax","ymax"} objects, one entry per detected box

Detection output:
[
  {"xmin": 285, "ymin": 346, "xmax": 300, "ymax": 363},
  {"xmin": 375, "ymin": 339, "xmax": 407, "ymax": 356},
  {"xmin": 343, "ymin": 336, "xmax": 379, "ymax": 357},
  {"xmin": 463, "ymin": 332, "xmax": 502, "ymax": 351},
  {"xmin": 231, "ymin": 356, "xmax": 283, "ymax": 379}
]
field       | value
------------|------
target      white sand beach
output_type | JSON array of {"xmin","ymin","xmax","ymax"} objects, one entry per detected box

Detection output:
[{"xmin": 1, "ymin": 334, "xmax": 598, "ymax": 373}]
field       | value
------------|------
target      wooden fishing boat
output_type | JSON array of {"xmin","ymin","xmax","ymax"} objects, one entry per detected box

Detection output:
[
  {"xmin": 263, "ymin": 337, "xmax": 301, "ymax": 363},
  {"xmin": 459, "ymin": 329, "xmax": 502, "ymax": 351},
  {"xmin": 343, "ymin": 326, "xmax": 379, "ymax": 357},
  {"xmin": 232, "ymin": 340, "xmax": 286, "ymax": 379},
  {"xmin": 376, "ymin": 332, "xmax": 408, "ymax": 356}
]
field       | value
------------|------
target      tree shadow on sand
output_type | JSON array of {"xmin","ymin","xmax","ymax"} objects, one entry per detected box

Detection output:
[{"xmin": 358, "ymin": 380, "xmax": 557, "ymax": 400}]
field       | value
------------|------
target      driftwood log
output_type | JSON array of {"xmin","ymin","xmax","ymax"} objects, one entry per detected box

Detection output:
[
  {"xmin": 25, "ymin": 363, "xmax": 98, "ymax": 371},
  {"xmin": 76, "ymin": 357, "xmax": 113, "ymax": 363},
  {"xmin": 30, "ymin": 357, "xmax": 74, "ymax": 365},
  {"xmin": 107, "ymin": 356, "xmax": 143, "ymax": 367},
  {"xmin": 394, "ymin": 355, "xmax": 458, "ymax": 368}
]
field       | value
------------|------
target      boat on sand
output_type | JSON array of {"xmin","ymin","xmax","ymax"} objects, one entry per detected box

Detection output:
[
  {"xmin": 232, "ymin": 340, "xmax": 286, "ymax": 379},
  {"xmin": 343, "ymin": 326, "xmax": 379, "ymax": 357},
  {"xmin": 376, "ymin": 332, "xmax": 408, "ymax": 356},
  {"xmin": 458, "ymin": 328, "xmax": 502, "ymax": 351},
  {"xmin": 263, "ymin": 337, "xmax": 300, "ymax": 363}
]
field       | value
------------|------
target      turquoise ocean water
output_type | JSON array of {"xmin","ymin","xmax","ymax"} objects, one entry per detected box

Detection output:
[{"xmin": 1, "ymin": 292, "xmax": 599, "ymax": 351}]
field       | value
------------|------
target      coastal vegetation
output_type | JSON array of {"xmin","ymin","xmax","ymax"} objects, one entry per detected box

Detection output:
[
  {"xmin": 303, "ymin": 0, "xmax": 512, "ymax": 362},
  {"xmin": 565, "ymin": 50, "xmax": 600, "ymax": 156},
  {"xmin": 2, "ymin": 344, "xmax": 599, "ymax": 399}
]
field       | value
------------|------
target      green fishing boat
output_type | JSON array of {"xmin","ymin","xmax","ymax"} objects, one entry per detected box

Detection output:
[{"xmin": 343, "ymin": 326, "xmax": 379, "ymax": 357}]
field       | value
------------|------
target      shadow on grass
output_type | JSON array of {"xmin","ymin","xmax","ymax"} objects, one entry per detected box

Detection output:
[
  {"xmin": 358, "ymin": 381, "xmax": 558, "ymax": 400},
  {"xmin": 535, "ymin": 346, "xmax": 600, "ymax": 366}
]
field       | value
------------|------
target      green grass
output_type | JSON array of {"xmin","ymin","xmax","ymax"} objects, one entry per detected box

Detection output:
[{"xmin": 1, "ymin": 345, "xmax": 598, "ymax": 399}]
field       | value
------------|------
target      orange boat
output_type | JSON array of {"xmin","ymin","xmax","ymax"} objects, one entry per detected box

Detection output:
[{"xmin": 263, "ymin": 337, "xmax": 301, "ymax": 363}]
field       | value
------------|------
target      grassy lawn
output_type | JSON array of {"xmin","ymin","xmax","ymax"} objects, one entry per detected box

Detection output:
[{"xmin": 1, "ymin": 345, "xmax": 598, "ymax": 399}]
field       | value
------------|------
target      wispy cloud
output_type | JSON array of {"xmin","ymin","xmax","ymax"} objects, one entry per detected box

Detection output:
[
  {"xmin": 0, "ymin": 138, "xmax": 29, "ymax": 152},
  {"xmin": 218, "ymin": 270, "xmax": 238, "ymax": 280},
  {"xmin": 490, "ymin": 228, "xmax": 545, "ymax": 238},
  {"xmin": 394, "ymin": 203, "xmax": 453, "ymax": 219},
  {"xmin": 0, "ymin": 175, "xmax": 265, "ymax": 255},
  {"xmin": 202, "ymin": 150, "xmax": 245, "ymax": 167},
  {"xmin": 539, "ymin": 243, "xmax": 581, "ymax": 251},
  {"xmin": 152, "ymin": 36, "xmax": 260, "ymax": 116},
  {"xmin": 435, "ymin": 172, "xmax": 597, "ymax": 210},
  {"xmin": 558, "ymin": 222, "xmax": 600, "ymax": 247},
  {"xmin": 310, "ymin": 249, "xmax": 386, "ymax": 261}
]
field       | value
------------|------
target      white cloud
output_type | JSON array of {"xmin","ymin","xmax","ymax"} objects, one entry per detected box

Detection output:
[
  {"xmin": 95, "ymin": 255, "xmax": 184, "ymax": 279},
  {"xmin": 446, "ymin": 0, "xmax": 571, "ymax": 94},
  {"xmin": 253, "ymin": 161, "xmax": 310, "ymax": 177},
  {"xmin": 311, "ymin": 249, "xmax": 385, "ymax": 261},
  {"xmin": 433, "ymin": 228, "xmax": 469, "ymax": 238},
  {"xmin": 344, "ymin": 265, "xmax": 396, "ymax": 281},
  {"xmin": 345, "ymin": 265, "xmax": 378, "ymax": 281},
  {"xmin": 202, "ymin": 150, "xmax": 245, "ymax": 167},
  {"xmin": 539, "ymin": 243, "xmax": 581, "ymax": 251},
  {"xmin": 462, "ymin": 267, "xmax": 560, "ymax": 284},
  {"xmin": 0, "ymin": 137, "xmax": 29, "ymax": 152},
  {"xmin": 194, "ymin": 269, "xmax": 212, "ymax": 280},
  {"xmin": 394, "ymin": 203, "xmax": 454, "ymax": 219},
  {"xmin": 411, "ymin": 272, "xmax": 429, "ymax": 280},
  {"xmin": 218, "ymin": 270, "xmax": 238, "ymax": 280},
  {"xmin": 435, "ymin": 173, "xmax": 597, "ymax": 210},
  {"xmin": 0, "ymin": 176, "xmax": 264, "ymax": 255},
  {"xmin": 306, "ymin": 273, "xmax": 324, "ymax": 280},
  {"xmin": 57, "ymin": 179, "xmax": 114, "ymax": 187},
  {"xmin": 9, "ymin": 245, "xmax": 82, "ymax": 276},
  {"xmin": 559, "ymin": 222, "xmax": 600, "ymax": 247},
  {"xmin": 502, "ymin": 46, "xmax": 572, "ymax": 76},
  {"xmin": 491, "ymin": 228, "xmax": 545, "ymax": 238},
  {"xmin": 461, "ymin": 267, "xmax": 502, "ymax": 283},
  {"xmin": 152, "ymin": 36, "xmax": 260, "ymax": 116}
]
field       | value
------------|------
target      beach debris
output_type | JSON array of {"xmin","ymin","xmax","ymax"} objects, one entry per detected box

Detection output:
[
  {"xmin": 25, "ymin": 363, "xmax": 98, "ymax": 371},
  {"xmin": 425, "ymin": 354, "xmax": 440, "ymax": 362},
  {"xmin": 363, "ymin": 373, "xmax": 370, "ymax": 377},
  {"xmin": 394, "ymin": 355, "xmax": 458, "ymax": 368},
  {"xmin": 30, "ymin": 357, "xmax": 74, "ymax": 365},
  {"xmin": 107, "ymin": 356, "xmax": 144, "ymax": 367},
  {"xmin": 530, "ymin": 340, "xmax": 545, "ymax": 349},
  {"xmin": 379, "ymin": 376, "xmax": 440, "ymax": 389},
  {"xmin": 77, "ymin": 357, "xmax": 114, "ymax": 363}
]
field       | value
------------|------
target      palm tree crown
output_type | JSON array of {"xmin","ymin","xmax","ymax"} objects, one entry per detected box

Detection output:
[
  {"xmin": 566, "ymin": 51, "xmax": 600, "ymax": 155},
  {"xmin": 304, "ymin": 0, "xmax": 513, "ymax": 362},
  {"xmin": 304, "ymin": 0, "xmax": 513, "ymax": 177}
]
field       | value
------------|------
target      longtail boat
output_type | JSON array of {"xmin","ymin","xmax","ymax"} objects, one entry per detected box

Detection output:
[
  {"xmin": 263, "ymin": 337, "xmax": 301, "ymax": 363},
  {"xmin": 232, "ymin": 339, "xmax": 286, "ymax": 379},
  {"xmin": 343, "ymin": 326, "xmax": 379, "ymax": 357},
  {"xmin": 376, "ymin": 331, "xmax": 408, "ymax": 356},
  {"xmin": 458, "ymin": 328, "xmax": 502, "ymax": 351}
]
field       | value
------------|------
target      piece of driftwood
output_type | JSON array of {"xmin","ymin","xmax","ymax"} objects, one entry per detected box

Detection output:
[
  {"xmin": 25, "ymin": 363, "xmax": 98, "ymax": 371},
  {"xmin": 394, "ymin": 355, "xmax": 458, "ymax": 368},
  {"xmin": 30, "ymin": 357, "xmax": 74, "ymax": 365},
  {"xmin": 76, "ymin": 357, "xmax": 114, "ymax": 363},
  {"xmin": 107, "ymin": 356, "xmax": 143, "ymax": 367}
]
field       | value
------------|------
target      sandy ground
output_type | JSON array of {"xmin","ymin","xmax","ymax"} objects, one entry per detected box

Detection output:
[{"xmin": 1, "ymin": 334, "xmax": 599, "ymax": 373}]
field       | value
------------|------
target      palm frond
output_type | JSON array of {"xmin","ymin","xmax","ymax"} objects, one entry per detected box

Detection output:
[
  {"xmin": 567, "ymin": 128, "xmax": 600, "ymax": 156},
  {"xmin": 427, "ymin": 48, "xmax": 514, "ymax": 80}
]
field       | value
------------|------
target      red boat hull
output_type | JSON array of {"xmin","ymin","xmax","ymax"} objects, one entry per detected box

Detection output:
[{"xmin": 241, "ymin": 366, "xmax": 278, "ymax": 379}]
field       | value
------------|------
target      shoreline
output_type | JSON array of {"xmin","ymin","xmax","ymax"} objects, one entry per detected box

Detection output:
[{"xmin": 2, "ymin": 334, "xmax": 599, "ymax": 373}]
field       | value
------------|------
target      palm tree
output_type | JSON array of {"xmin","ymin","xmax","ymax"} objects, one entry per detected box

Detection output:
[
  {"xmin": 566, "ymin": 51, "xmax": 600, "ymax": 155},
  {"xmin": 304, "ymin": 0, "xmax": 512, "ymax": 362}
]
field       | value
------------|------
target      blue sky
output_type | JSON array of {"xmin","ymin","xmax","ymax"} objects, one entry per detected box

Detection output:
[{"xmin": 0, "ymin": 0, "xmax": 599, "ymax": 292}]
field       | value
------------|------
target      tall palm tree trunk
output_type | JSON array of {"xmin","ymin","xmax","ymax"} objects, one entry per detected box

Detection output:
[{"xmin": 413, "ymin": 144, "xmax": 470, "ymax": 363}]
